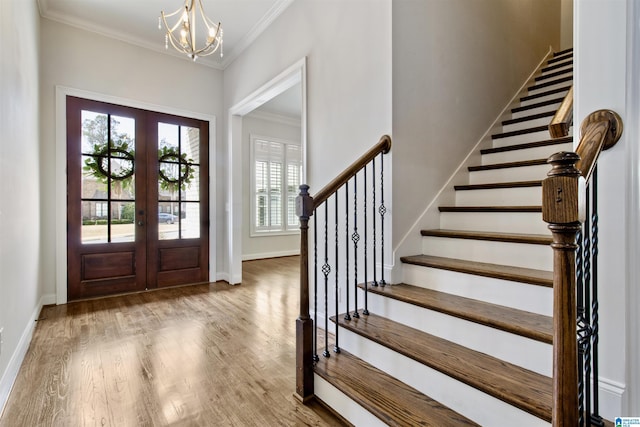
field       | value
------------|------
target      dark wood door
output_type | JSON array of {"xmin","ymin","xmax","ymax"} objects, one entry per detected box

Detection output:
[{"xmin": 66, "ymin": 97, "xmax": 209, "ymax": 300}]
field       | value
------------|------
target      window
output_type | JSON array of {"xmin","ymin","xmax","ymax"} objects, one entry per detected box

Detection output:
[{"xmin": 251, "ymin": 135, "xmax": 301, "ymax": 234}]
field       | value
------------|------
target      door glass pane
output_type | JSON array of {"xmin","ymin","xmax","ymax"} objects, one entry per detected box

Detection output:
[
  {"xmin": 181, "ymin": 202, "xmax": 200, "ymax": 239},
  {"xmin": 158, "ymin": 123, "xmax": 200, "ymax": 240},
  {"xmin": 81, "ymin": 111, "xmax": 136, "ymax": 243}
]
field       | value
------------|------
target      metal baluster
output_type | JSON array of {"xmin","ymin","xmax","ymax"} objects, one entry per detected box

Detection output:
[
  {"xmin": 583, "ymin": 187, "xmax": 593, "ymax": 427},
  {"xmin": 576, "ymin": 224, "xmax": 585, "ymax": 427},
  {"xmin": 363, "ymin": 165, "xmax": 369, "ymax": 315},
  {"xmin": 352, "ymin": 174, "xmax": 360, "ymax": 319},
  {"xmin": 313, "ymin": 210, "xmax": 319, "ymax": 362},
  {"xmin": 379, "ymin": 152, "xmax": 387, "ymax": 286},
  {"xmin": 322, "ymin": 203, "xmax": 331, "ymax": 358},
  {"xmin": 372, "ymin": 157, "xmax": 377, "ymax": 287},
  {"xmin": 334, "ymin": 195, "xmax": 340, "ymax": 354},
  {"xmin": 344, "ymin": 183, "xmax": 351, "ymax": 321},
  {"xmin": 590, "ymin": 167, "xmax": 604, "ymax": 427}
]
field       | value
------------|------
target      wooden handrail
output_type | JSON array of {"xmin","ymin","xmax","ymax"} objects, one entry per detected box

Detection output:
[
  {"xmin": 549, "ymin": 86, "xmax": 574, "ymax": 138},
  {"xmin": 312, "ymin": 135, "xmax": 392, "ymax": 209},
  {"xmin": 542, "ymin": 109, "xmax": 622, "ymax": 427},
  {"xmin": 295, "ymin": 134, "xmax": 392, "ymax": 403}
]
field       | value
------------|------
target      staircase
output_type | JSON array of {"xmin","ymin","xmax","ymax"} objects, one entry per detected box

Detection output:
[{"xmin": 313, "ymin": 48, "xmax": 574, "ymax": 426}]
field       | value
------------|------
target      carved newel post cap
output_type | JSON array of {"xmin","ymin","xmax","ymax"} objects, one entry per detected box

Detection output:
[
  {"xmin": 546, "ymin": 151, "xmax": 581, "ymax": 178},
  {"xmin": 296, "ymin": 184, "xmax": 314, "ymax": 220}
]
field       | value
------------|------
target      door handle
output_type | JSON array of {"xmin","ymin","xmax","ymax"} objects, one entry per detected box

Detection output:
[{"xmin": 138, "ymin": 221, "xmax": 144, "ymax": 226}]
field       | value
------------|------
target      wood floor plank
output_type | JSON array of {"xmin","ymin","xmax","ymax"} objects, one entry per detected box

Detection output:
[
  {"xmin": 333, "ymin": 313, "xmax": 553, "ymax": 422},
  {"xmin": 0, "ymin": 256, "xmax": 346, "ymax": 427}
]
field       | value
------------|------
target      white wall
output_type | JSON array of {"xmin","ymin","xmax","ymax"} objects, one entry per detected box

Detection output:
[
  {"xmin": 241, "ymin": 113, "xmax": 301, "ymax": 260},
  {"xmin": 391, "ymin": 0, "xmax": 560, "ymax": 255},
  {"xmin": 38, "ymin": 19, "xmax": 225, "ymax": 295},
  {"xmin": 224, "ymin": 0, "xmax": 392, "ymax": 281},
  {"xmin": 575, "ymin": 0, "xmax": 633, "ymax": 418},
  {"xmin": 0, "ymin": 0, "xmax": 42, "ymax": 412}
]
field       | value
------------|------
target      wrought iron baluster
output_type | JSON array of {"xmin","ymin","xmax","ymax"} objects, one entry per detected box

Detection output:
[
  {"xmin": 344, "ymin": 182, "xmax": 351, "ymax": 321},
  {"xmin": 372, "ymin": 157, "xmax": 377, "ymax": 287},
  {"xmin": 322, "ymin": 203, "xmax": 331, "ymax": 358},
  {"xmin": 313, "ymin": 210, "xmax": 319, "ymax": 362},
  {"xmin": 583, "ymin": 187, "xmax": 593, "ymax": 427},
  {"xmin": 590, "ymin": 168, "xmax": 604, "ymax": 427},
  {"xmin": 363, "ymin": 165, "xmax": 369, "ymax": 315},
  {"xmin": 334, "ymin": 195, "xmax": 340, "ymax": 354},
  {"xmin": 576, "ymin": 224, "xmax": 585, "ymax": 427},
  {"xmin": 379, "ymin": 152, "xmax": 386, "ymax": 286},
  {"xmin": 352, "ymin": 174, "xmax": 360, "ymax": 319}
]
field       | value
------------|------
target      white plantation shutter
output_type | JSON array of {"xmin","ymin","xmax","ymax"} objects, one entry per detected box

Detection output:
[{"xmin": 251, "ymin": 136, "xmax": 301, "ymax": 233}]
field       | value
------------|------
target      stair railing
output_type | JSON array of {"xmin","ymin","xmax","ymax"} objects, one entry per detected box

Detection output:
[
  {"xmin": 295, "ymin": 134, "xmax": 392, "ymax": 402},
  {"xmin": 542, "ymin": 110, "xmax": 623, "ymax": 427},
  {"xmin": 549, "ymin": 85, "xmax": 574, "ymax": 138}
]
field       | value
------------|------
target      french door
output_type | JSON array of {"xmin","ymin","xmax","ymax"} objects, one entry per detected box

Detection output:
[{"xmin": 66, "ymin": 97, "xmax": 209, "ymax": 300}]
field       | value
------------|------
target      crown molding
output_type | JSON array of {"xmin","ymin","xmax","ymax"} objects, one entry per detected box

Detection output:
[
  {"xmin": 246, "ymin": 110, "xmax": 301, "ymax": 127},
  {"xmin": 37, "ymin": 0, "xmax": 294, "ymax": 70}
]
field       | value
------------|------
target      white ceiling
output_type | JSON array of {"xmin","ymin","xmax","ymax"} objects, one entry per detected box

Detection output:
[{"xmin": 37, "ymin": 0, "xmax": 295, "ymax": 69}]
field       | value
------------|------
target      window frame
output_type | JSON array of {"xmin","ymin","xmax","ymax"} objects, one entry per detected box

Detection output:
[{"xmin": 250, "ymin": 134, "xmax": 301, "ymax": 237}]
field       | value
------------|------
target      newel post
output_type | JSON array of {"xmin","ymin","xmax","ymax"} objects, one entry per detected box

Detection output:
[
  {"xmin": 542, "ymin": 152, "xmax": 582, "ymax": 427},
  {"xmin": 295, "ymin": 184, "xmax": 314, "ymax": 402}
]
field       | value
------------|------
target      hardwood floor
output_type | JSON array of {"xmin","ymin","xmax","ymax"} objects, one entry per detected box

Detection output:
[{"xmin": 0, "ymin": 256, "xmax": 346, "ymax": 427}]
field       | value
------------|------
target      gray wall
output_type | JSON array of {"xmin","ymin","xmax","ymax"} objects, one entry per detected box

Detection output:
[{"xmin": 392, "ymin": 0, "xmax": 561, "ymax": 253}]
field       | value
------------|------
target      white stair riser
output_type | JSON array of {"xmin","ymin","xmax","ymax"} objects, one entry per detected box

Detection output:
[
  {"xmin": 527, "ymin": 80, "xmax": 572, "ymax": 97},
  {"xmin": 365, "ymin": 292, "xmax": 552, "ymax": 376},
  {"xmin": 520, "ymin": 91, "xmax": 570, "ymax": 108},
  {"xmin": 492, "ymin": 130, "xmax": 551, "ymax": 148},
  {"xmin": 456, "ymin": 186, "xmax": 541, "ymax": 206},
  {"xmin": 402, "ymin": 263, "xmax": 553, "ymax": 316},
  {"xmin": 338, "ymin": 328, "xmax": 551, "ymax": 427},
  {"xmin": 314, "ymin": 376, "xmax": 387, "ymax": 427},
  {"xmin": 481, "ymin": 142, "xmax": 574, "ymax": 165},
  {"xmin": 439, "ymin": 211, "xmax": 549, "ymax": 234},
  {"xmin": 511, "ymin": 103, "xmax": 562, "ymax": 120},
  {"xmin": 538, "ymin": 67, "xmax": 572, "ymax": 80},
  {"xmin": 421, "ymin": 236, "xmax": 552, "ymax": 270},
  {"xmin": 501, "ymin": 117, "xmax": 554, "ymax": 133},
  {"xmin": 468, "ymin": 164, "xmax": 549, "ymax": 184}
]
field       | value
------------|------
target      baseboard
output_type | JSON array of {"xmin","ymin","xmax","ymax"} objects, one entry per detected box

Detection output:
[
  {"xmin": 0, "ymin": 296, "xmax": 45, "ymax": 417},
  {"xmin": 599, "ymin": 377, "xmax": 626, "ymax": 420},
  {"xmin": 216, "ymin": 271, "xmax": 230, "ymax": 283},
  {"xmin": 242, "ymin": 250, "xmax": 300, "ymax": 261}
]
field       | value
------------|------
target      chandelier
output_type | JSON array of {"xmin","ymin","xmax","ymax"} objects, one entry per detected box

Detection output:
[{"xmin": 159, "ymin": 0, "xmax": 223, "ymax": 61}]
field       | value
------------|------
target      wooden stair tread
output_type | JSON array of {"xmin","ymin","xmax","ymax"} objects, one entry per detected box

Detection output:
[
  {"xmin": 332, "ymin": 313, "xmax": 552, "ymax": 422},
  {"xmin": 535, "ymin": 67, "xmax": 572, "ymax": 82},
  {"xmin": 521, "ymin": 85, "xmax": 571, "ymax": 102},
  {"xmin": 400, "ymin": 254, "xmax": 553, "ymax": 287},
  {"xmin": 501, "ymin": 110, "xmax": 555, "ymax": 126},
  {"xmin": 550, "ymin": 48, "xmax": 573, "ymax": 59},
  {"xmin": 527, "ymin": 75, "xmax": 572, "ymax": 91},
  {"xmin": 540, "ymin": 59, "xmax": 573, "ymax": 73},
  {"xmin": 512, "ymin": 97, "xmax": 565, "ymax": 113},
  {"xmin": 421, "ymin": 229, "xmax": 552, "ymax": 245},
  {"xmin": 358, "ymin": 283, "xmax": 553, "ymax": 343},
  {"xmin": 314, "ymin": 349, "xmax": 479, "ymax": 426},
  {"xmin": 481, "ymin": 136, "xmax": 572, "ymax": 155},
  {"xmin": 455, "ymin": 180, "xmax": 541, "ymax": 191},
  {"xmin": 492, "ymin": 125, "xmax": 548, "ymax": 139},
  {"xmin": 468, "ymin": 158, "xmax": 547, "ymax": 171}
]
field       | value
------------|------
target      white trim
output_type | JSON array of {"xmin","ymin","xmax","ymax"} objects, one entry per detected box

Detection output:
[
  {"xmin": 55, "ymin": 86, "xmax": 217, "ymax": 304},
  {"xmin": 227, "ymin": 57, "xmax": 307, "ymax": 284},
  {"xmin": 242, "ymin": 250, "xmax": 300, "ymax": 261},
  {"xmin": 598, "ymin": 377, "xmax": 626, "ymax": 419},
  {"xmin": 625, "ymin": 0, "xmax": 640, "ymax": 414},
  {"xmin": 0, "ymin": 296, "xmax": 47, "ymax": 417}
]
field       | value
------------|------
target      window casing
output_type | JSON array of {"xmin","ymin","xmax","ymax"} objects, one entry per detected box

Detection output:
[{"xmin": 251, "ymin": 135, "xmax": 301, "ymax": 235}]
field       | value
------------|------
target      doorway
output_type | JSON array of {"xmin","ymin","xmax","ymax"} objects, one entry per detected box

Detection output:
[{"xmin": 66, "ymin": 96, "xmax": 209, "ymax": 300}]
